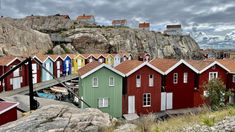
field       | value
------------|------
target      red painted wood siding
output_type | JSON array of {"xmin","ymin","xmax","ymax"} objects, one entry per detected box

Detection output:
[
  {"xmin": 0, "ymin": 66, "xmax": 3, "ymax": 92},
  {"xmin": 0, "ymin": 107, "xmax": 17, "ymax": 126},
  {"xmin": 53, "ymin": 58, "xmax": 63, "ymax": 78},
  {"xmin": 194, "ymin": 64, "xmax": 228, "ymax": 107},
  {"xmin": 227, "ymin": 74, "xmax": 235, "ymax": 91},
  {"xmin": 4, "ymin": 59, "xmax": 26, "ymax": 91},
  {"xmin": 122, "ymin": 66, "xmax": 162, "ymax": 114},
  {"xmin": 165, "ymin": 64, "xmax": 196, "ymax": 109}
]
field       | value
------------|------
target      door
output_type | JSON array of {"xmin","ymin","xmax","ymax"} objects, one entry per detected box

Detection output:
[
  {"xmin": 128, "ymin": 96, "xmax": 135, "ymax": 114},
  {"xmin": 161, "ymin": 92, "xmax": 166, "ymax": 111},
  {"xmin": 57, "ymin": 61, "xmax": 61, "ymax": 78},
  {"xmin": 45, "ymin": 63, "xmax": 50, "ymax": 81},
  {"xmin": 12, "ymin": 77, "xmax": 21, "ymax": 89},
  {"xmin": 66, "ymin": 60, "xmax": 69, "ymax": 75},
  {"xmin": 32, "ymin": 64, "xmax": 37, "ymax": 84},
  {"xmin": 166, "ymin": 93, "xmax": 173, "ymax": 109},
  {"xmin": 78, "ymin": 59, "xmax": 82, "ymax": 67}
]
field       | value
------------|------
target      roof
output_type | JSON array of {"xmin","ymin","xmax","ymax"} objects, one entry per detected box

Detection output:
[
  {"xmin": 150, "ymin": 59, "xmax": 179, "ymax": 72},
  {"xmin": 33, "ymin": 54, "xmax": 53, "ymax": 63},
  {"xmin": 187, "ymin": 59, "xmax": 230, "ymax": 73},
  {"xmin": 77, "ymin": 14, "xmax": 94, "ymax": 20},
  {"xmin": 112, "ymin": 20, "xmax": 127, "ymax": 25},
  {"xmin": 139, "ymin": 22, "xmax": 150, "ymax": 28},
  {"xmin": 0, "ymin": 56, "xmax": 20, "ymax": 66},
  {"xmin": 166, "ymin": 24, "xmax": 182, "ymax": 28},
  {"xmin": 78, "ymin": 61, "xmax": 125, "ymax": 79},
  {"xmin": 115, "ymin": 60, "xmax": 164, "ymax": 76},
  {"xmin": 92, "ymin": 54, "xmax": 103, "ymax": 59},
  {"xmin": 49, "ymin": 55, "xmax": 63, "ymax": 61},
  {"xmin": 81, "ymin": 54, "xmax": 92, "ymax": 59},
  {"xmin": 0, "ymin": 101, "xmax": 19, "ymax": 115},
  {"xmin": 217, "ymin": 59, "xmax": 235, "ymax": 73},
  {"xmin": 66, "ymin": 54, "xmax": 77, "ymax": 59}
]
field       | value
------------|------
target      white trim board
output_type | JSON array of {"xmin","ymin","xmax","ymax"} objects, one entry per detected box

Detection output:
[
  {"xmin": 80, "ymin": 63, "xmax": 125, "ymax": 79},
  {"xmin": 125, "ymin": 62, "xmax": 164, "ymax": 77},
  {"xmin": 5, "ymin": 57, "xmax": 21, "ymax": 67},
  {"xmin": 199, "ymin": 61, "xmax": 230, "ymax": 74},
  {"xmin": 33, "ymin": 56, "xmax": 54, "ymax": 63},
  {"xmin": 165, "ymin": 59, "xmax": 200, "ymax": 75}
]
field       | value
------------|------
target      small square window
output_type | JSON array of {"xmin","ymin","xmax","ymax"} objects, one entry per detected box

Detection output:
[
  {"xmin": 143, "ymin": 93, "xmax": 151, "ymax": 107},
  {"xmin": 98, "ymin": 98, "xmax": 109, "ymax": 108}
]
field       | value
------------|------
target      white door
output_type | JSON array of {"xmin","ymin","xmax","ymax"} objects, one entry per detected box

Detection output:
[
  {"xmin": 45, "ymin": 63, "xmax": 50, "ymax": 81},
  {"xmin": 66, "ymin": 60, "xmax": 69, "ymax": 75},
  {"xmin": 161, "ymin": 92, "xmax": 166, "ymax": 111},
  {"xmin": 128, "ymin": 96, "xmax": 135, "ymax": 114},
  {"xmin": 166, "ymin": 93, "xmax": 173, "ymax": 109},
  {"xmin": 32, "ymin": 64, "xmax": 37, "ymax": 84},
  {"xmin": 12, "ymin": 77, "xmax": 21, "ymax": 89},
  {"xmin": 78, "ymin": 59, "xmax": 81, "ymax": 66},
  {"xmin": 13, "ymin": 67, "xmax": 19, "ymax": 77},
  {"xmin": 57, "ymin": 61, "xmax": 61, "ymax": 78}
]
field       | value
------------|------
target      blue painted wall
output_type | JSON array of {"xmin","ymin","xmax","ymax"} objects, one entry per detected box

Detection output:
[
  {"xmin": 41, "ymin": 58, "xmax": 54, "ymax": 81},
  {"xmin": 63, "ymin": 56, "xmax": 72, "ymax": 75}
]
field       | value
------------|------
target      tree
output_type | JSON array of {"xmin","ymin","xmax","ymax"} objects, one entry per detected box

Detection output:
[{"xmin": 203, "ymin": 79, "xmax": 232, "ymax": 110}]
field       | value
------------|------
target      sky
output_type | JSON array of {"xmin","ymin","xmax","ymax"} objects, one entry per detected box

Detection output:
[{"xmin": 1, "ymin": 0, "xmax": 235, "ymax": 48}]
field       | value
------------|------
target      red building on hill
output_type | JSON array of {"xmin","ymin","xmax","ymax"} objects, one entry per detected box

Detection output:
[
  {"xmin": 150, "ymin": 59, "xmax": 199, "ymax": 110},
  {"xmin": 115, "ymin": 60, "xmax": 164, "ymax": 115}
]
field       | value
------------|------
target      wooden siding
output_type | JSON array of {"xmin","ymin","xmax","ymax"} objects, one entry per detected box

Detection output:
[
  {"xmin": 0, "ymin": 107, "xmax": 17, "ymax": 126},
  {"xmin": 122, "ymin": 66, "xmax": 162, "ymax": 114},
  {"xmin": 79, "ymin": 67, "xmax": 123, "ymax": 118},
  {"xmin": 41, "ymin": 58, "xmax": 54, "ymax": 81}
]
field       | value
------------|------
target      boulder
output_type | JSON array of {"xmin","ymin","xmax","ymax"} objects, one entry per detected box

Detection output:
[{"xmin": 0, "ymin": 105, "xmax": 112, "ymax": 132}]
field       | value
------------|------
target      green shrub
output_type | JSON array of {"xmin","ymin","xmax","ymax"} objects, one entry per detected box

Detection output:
[
  {"xmin": 201, "ymin": 117, "xmax": 215, "ymax": 127},
  {"xmin": 47, "ymin": 49, "xmax": 54, "ymax": 54}
]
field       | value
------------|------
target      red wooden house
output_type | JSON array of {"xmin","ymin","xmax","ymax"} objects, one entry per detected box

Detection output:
[
  {"xmin": 187, "ymin": 59, "xmax": 229, "ymax": 107},
  {"xmin": 0, "ymin": 101, "xmax": 19, "ymax": 126},
  {"xmin": 150, "ymin": 59, "xmax": 199, "ymax": 110},
  {"xmin": 49, "ymin": 55, "xmax": 63, "ymax": 78},
  {"xmin": 138, "ymin": 52, "xmax": 151, "ymax": 62},
  {"xmin": 217, "ymin": 59, "xmax": 235, "ymax": 103},
  {"xmin": 0, "ymin": 56, "xmax": 27, "ymax": 92},
  {"xmin": 82, "ymin": 54, "xmax": 95, "ymax": 64},
  {"xmin": 139, "ymin": 22, "xmax": 150, "ymax": 30},
  {"xmin": 92, "ymin": 54, "xmax": 105, "ymax": 63},
  {"xmin": 115, "ymin": 60, "xmax": 164, "ymax": 115}
]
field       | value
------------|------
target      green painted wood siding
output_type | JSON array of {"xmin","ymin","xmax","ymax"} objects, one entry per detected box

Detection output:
[{"xmin": 79, "ymin": 67, "xmax": 123, "ymax": 118}]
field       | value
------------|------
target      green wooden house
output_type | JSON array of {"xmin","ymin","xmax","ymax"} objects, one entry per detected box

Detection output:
[{"xmin": 78, "ymin": 61, "xmax": 125, "ymax": 118}]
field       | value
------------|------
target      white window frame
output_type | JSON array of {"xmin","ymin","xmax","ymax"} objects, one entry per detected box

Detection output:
[
  {"xmin": 209, "ymin": 72, "xmax": 218, "ymax": 81},
  {"xmin": 109, "ymin": 76, "xmax": 115, "ymax": 86},
  {"xmin": 92, "ymin": 77, "xmax": 98, "ymax": 87},
  {"xmin": 136, "ymin": 75, "xmax": 141, "ymax": 88},
  {"xmin": 183, "ymin": 72, "xmax": 188, "ymax": 83},
  {"xmin": 98, "ymin": 98, "xmax": 109, "ymax": 108},
  {"xmin": 173, "ymin": 73, "xmax": 178, "ymax": 84},
  {"xmin": 143, "ymin": 93, "xmax": 151, "ymax": 107},
  {"xmin": 149, "ymin": 74, "xmax": 154, "ymax": 87},
  {"xmin": 233, "ymin": 75, "xmax": 235, "ymax": 83}
]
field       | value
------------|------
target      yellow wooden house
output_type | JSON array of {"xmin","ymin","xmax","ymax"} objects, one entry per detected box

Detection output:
[
  {"xmin": 75, "ymin": 54, "xmax": 86, "ymax": 71},
  {"xmin": 103, "ymin": 54, "xmax": 114, "ymax": 66}
]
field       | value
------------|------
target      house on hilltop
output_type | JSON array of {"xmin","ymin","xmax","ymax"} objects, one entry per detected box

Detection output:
[
  {"xmin": 77, "ymin": 14, "xmax": 96, "ymax": 25},
  {"xmin": 164, "ymin": 24, "xmax": 182, "ymax": 35},
  {"xmin": 112, "ymin": 19, "xmax": 127, "ymax": 27},
  {"xmin": 139, "ymin": 22, "xmax": 150, "ymax": 30}
]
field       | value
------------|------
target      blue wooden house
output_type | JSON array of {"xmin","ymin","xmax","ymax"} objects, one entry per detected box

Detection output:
[
  {"xmin": 34, "ymin": 54, "xmax": 54, "ymax": 82},
  {"xmin": 62, "ymin": 55, "xmax": 72, "ymax": 75}
]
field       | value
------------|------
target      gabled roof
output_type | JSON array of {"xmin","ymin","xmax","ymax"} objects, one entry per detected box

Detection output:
[
  {"xmin": 92, "ymin": 54, "xmax": 103, "ymax": 59},
  {"xmin": 102, "ymin": 54, "xmax": 113, "ymax": 58},
  {"xmin": 66, "ymin": 54, "xmax": 77, "ymax": 59},
  {"xmin": 217, "ymin": 59, "xmax": 235, "ymax": 73},
  {"xmin": 0, "ymin": 56, "xmax": 20, "ymax": 66},
  {"xmin": 78, "ymin": 61, "xmax": 125, "ymax": 79},
  {"xmin": 61, "ymin": 54, "xmax": 72, "ymax": 61},
  {"xmin": 49, "ymin": 55, "xmax": 63, "ymax": 62},
  {"xmin": 81, "ymin": 54, "xmax": 92, "ymax": 59},
  {"xmin": 187, "ymin": 59, "xmax": 230, "ymax": 73},
  {"xmin": 33, "ymin": 54, "xmax": 53, "ymax": 63},
  {"xmin": 77, "ymin": 14, "xmax": 94, "ymax": 20},
  {"xmin": 115, "ymin": 60, "xmax": 164, "ymax": 76},
  {"xmin": 75, "ymin": 54, "xmax": 86, "ymax": 59}
]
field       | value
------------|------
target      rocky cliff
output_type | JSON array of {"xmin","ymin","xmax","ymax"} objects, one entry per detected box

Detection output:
[
  {"xmin": 0, "ymin": 18, "xmax": 53, "ymax": 56},
  {"xmin": 0, "ymin": 16, "xmax": 202, "ymax": 59},
  {"xmin": 66, "ymin": 28, "xmax": 202, "ymax": 59}
]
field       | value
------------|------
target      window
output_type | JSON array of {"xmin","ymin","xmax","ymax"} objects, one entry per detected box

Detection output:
[
  {"xmin": 209, "ymin": 72, "xmax": 218, "ymax": 81},
  {"xmin": 233, "ymin": 75, "xmax": 235, "ymax": 83},
  {"xmin": 92, "ymin": 77, "xmax": 98, "ymax": 87},
  {"xmin": 183, "ymin": 72, "xmax": 188, "ymax": 83},
  {"xmin": 98, "ymin": 98, "xmax": 109, "ymax": 108},
  {"xmin": 143, "ymin": 93, "xmax": 151, "ymax": 107},
  {"xmin": 149, "ymin": 74, "xmax": 154, "ymax": 87},
  {"xmin": 109, "ymin": 76, "xmax": 115, "ymax": 86},
  {"xmin": 173, "ymin": 73, "xmax": 178, "ymax": 84},
  {"xmin": 136, "ymin": 75, "xmax": 141, "ymax": 87}
]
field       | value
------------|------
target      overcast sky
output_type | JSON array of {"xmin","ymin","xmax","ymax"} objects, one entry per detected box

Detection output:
[{"xmin": 0, "ymin": 0, "xmax": 235, "ymax": 35}]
